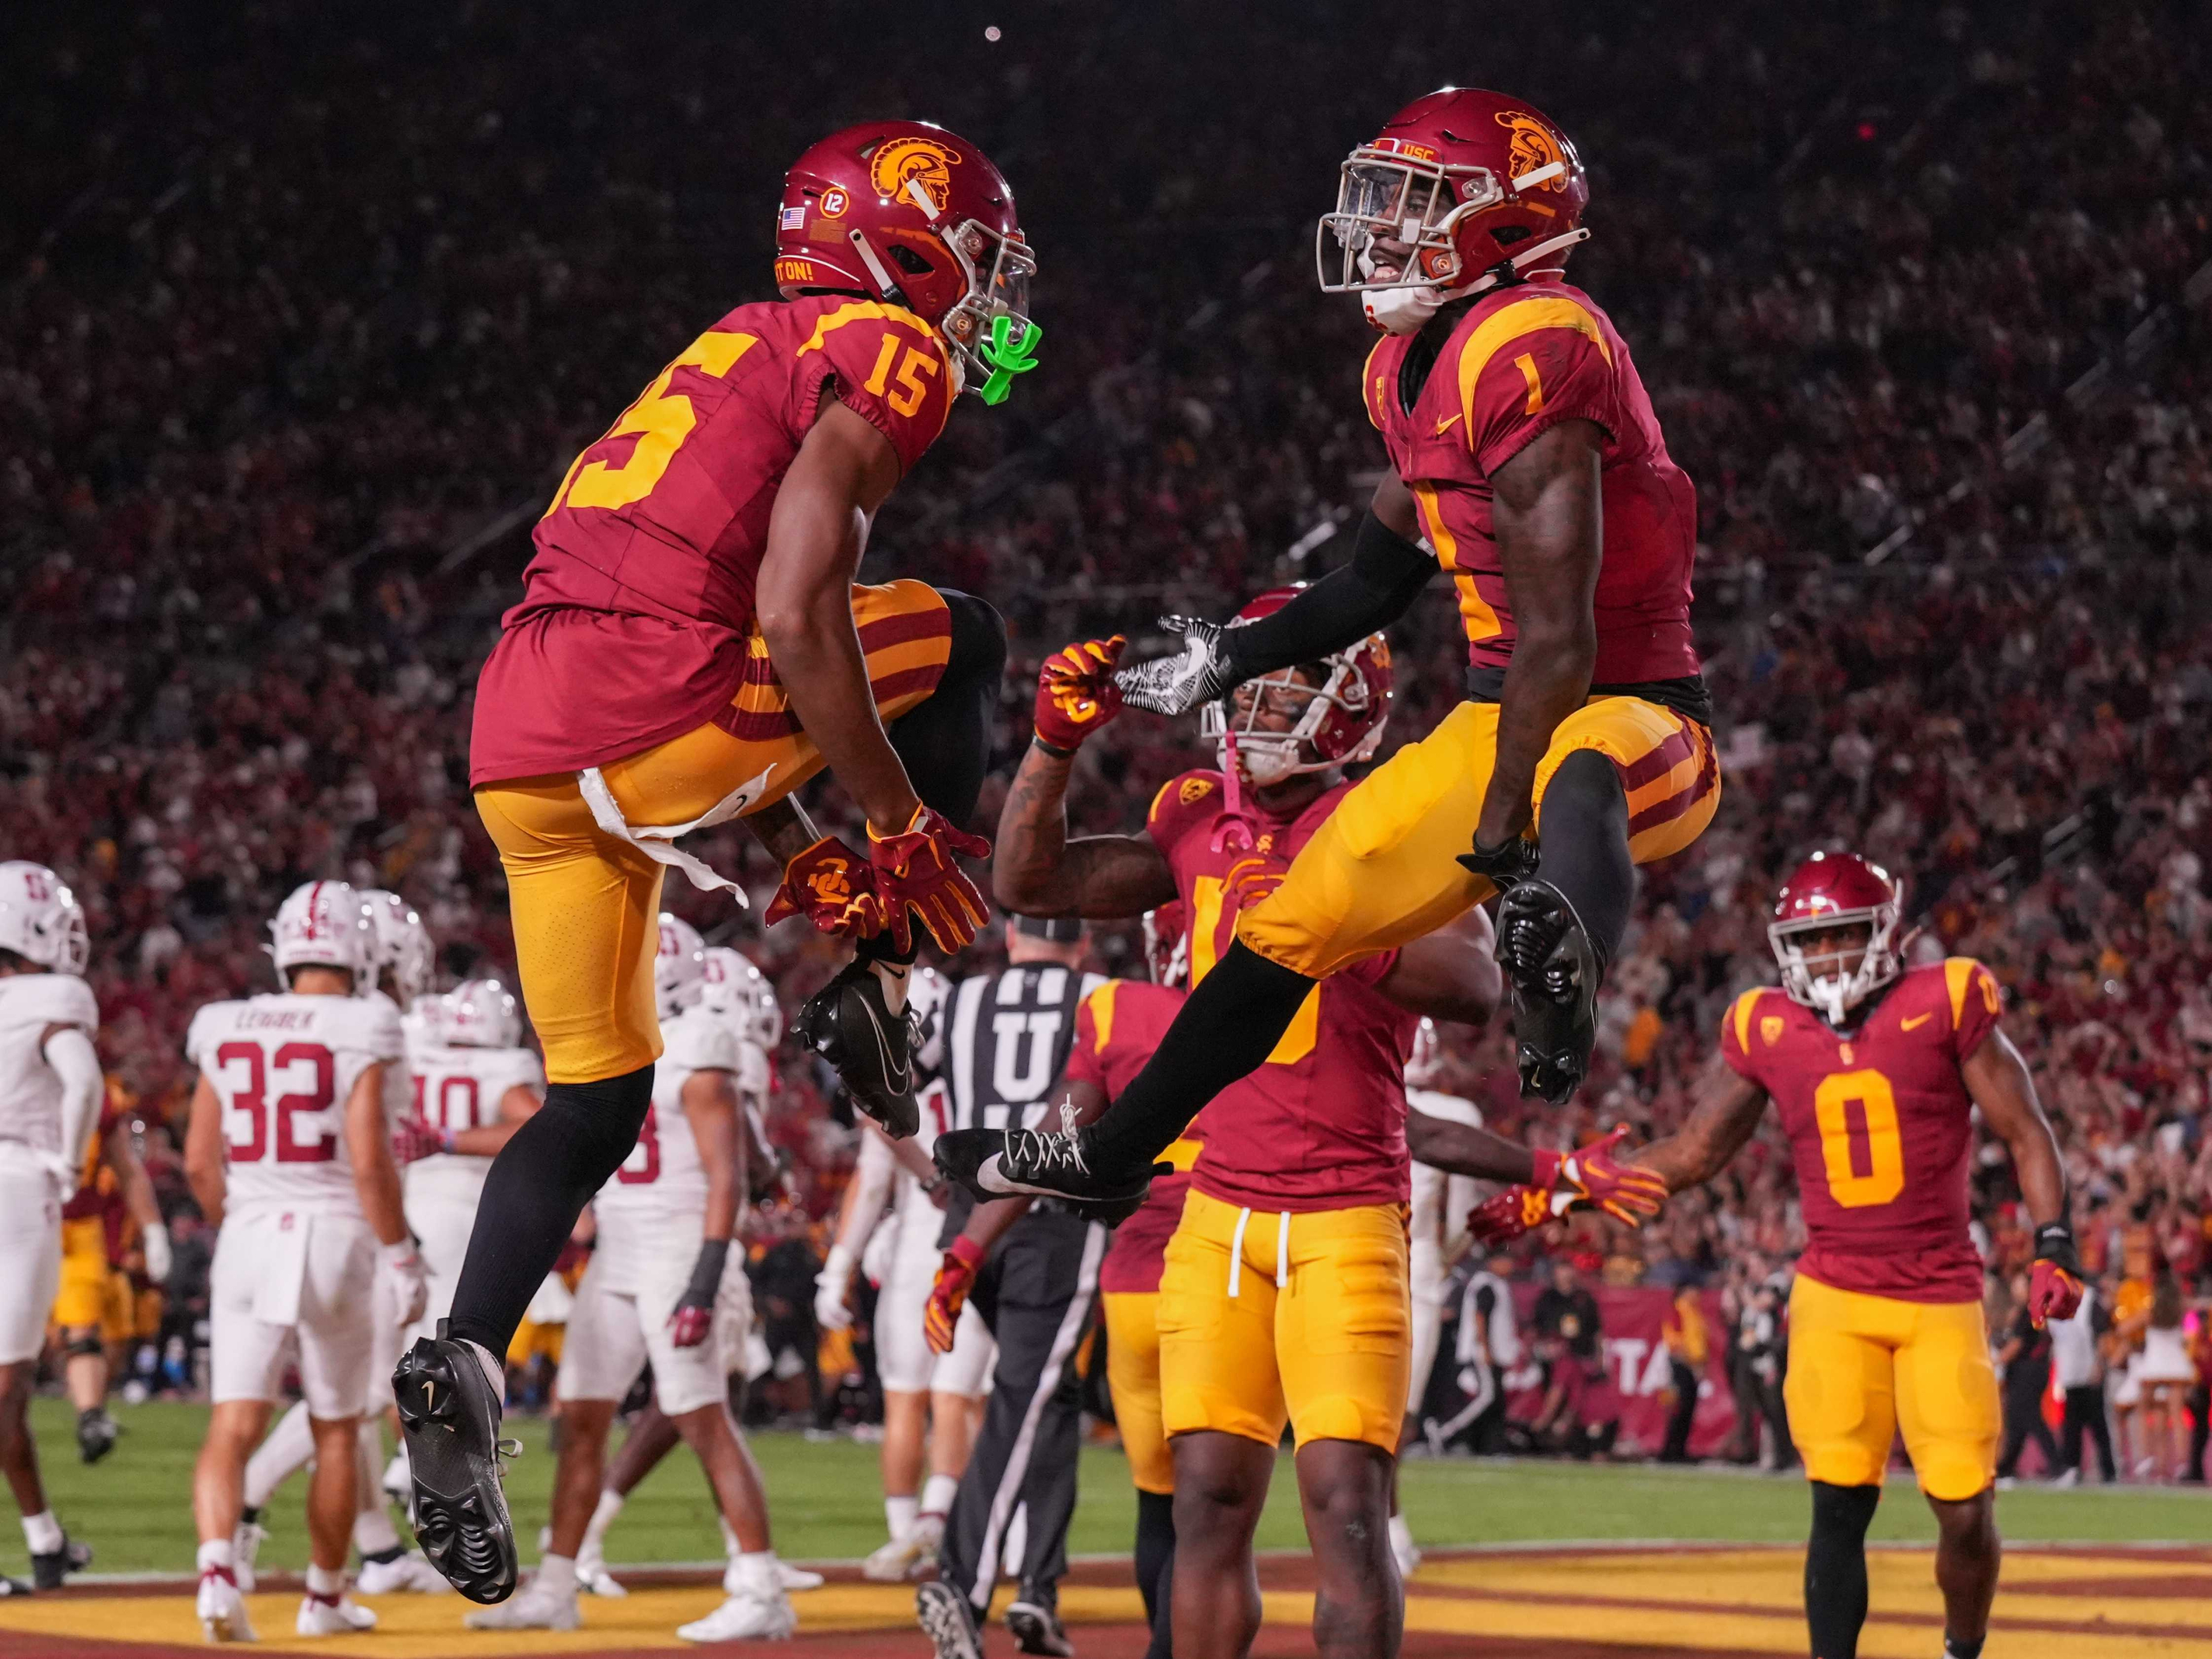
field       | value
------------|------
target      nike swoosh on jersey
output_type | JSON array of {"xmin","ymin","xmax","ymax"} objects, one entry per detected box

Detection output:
[
  {"xmin": 1900, "ymin": 1012, "xmax": 1932, "ymax": 1030},
  {"xmin": 1433, "ymin": 413, "xmax": 1465, "ymax": 436}
]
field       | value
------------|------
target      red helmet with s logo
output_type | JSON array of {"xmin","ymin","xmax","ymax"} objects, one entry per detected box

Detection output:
[
  {"xmin": 776, "ymin": 121, "xmax": 1037, "ymax": 401},
  {"xmin": 1199, "ymin": 588, "xmax": 1393, "ymax": 785}
]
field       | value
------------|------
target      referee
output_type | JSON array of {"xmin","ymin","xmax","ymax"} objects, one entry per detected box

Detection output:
[{"xmin": 916, "ymin": 914, "xmax": 1105, "ymax": 1659}]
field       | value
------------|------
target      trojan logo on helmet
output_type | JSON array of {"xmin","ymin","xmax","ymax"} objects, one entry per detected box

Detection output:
[
  {"xmin": 775, "ymin": 120, "xmax": 1039, "ymax": 403},
  {"xmin": 1318, "ymin": 87, "xmax": 1592, "ymax": 333},
  {"xmin": 1199, "ymin": 588, "xmax": 1392, "ymax": 787}
]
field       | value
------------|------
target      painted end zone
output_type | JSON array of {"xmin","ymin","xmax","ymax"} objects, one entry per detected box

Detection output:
[{"xmin": 2, "ymin": 1546, "xmax": 2201, "ymax": 1659}]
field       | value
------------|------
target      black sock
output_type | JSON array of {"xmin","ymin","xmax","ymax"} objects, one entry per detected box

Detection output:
[
  {"xmin": 362, "ymin": 1543, "xmax": 404, "ymax": 1566},
  {"xmin": 1535, "ymin": 748, "xmax": 1635, "ymax": 969},
  {"xmin": 1805, "ymin": 1481, "xmax": 1880, "ymax": 1659},
  {"xmin": 241, "ymin": 1505, "xmax": 261, "ymax": 1527},
  {"xmin": 445, "ymin": 1066, "xmax": 654, "ymax": 1356},
  {"xmin": 1145, "ymin": 1550, "xmax": 1175, "ymax": 1659},
  {"xmin": 1085, "ymin": 941, "xmax": 1313, "ymax": 1173},
  {"xmin": 1135, "ymin": 1489, "xmax": 1176, "ymax": 1628},
  {"xmin": 887, "ymin": 588, "xmax": 1005, "ymax": 827},
  {"xmin": 1943, "ymin": 1638, "xmax": 1985, "ymax": 1659}
]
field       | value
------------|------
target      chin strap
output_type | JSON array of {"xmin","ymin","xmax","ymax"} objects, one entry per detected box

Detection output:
[{"xmin": 1211, "ymin": 731, "xmax": 1257, "ymax": 855}]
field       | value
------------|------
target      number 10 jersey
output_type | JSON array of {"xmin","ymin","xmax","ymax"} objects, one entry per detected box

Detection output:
[{"xmin": 1719, "ymin": 958, "xmax": 2005, "ymax": 1303}]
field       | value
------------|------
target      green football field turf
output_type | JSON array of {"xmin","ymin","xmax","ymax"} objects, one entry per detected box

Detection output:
[{"xmin": 13, "ymin": 1396, "xmax": 2209, "ymax": 1580}]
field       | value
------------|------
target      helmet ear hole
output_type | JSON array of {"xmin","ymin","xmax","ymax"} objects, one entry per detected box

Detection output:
[
  {"xmin": 889, "ymin": 245, "xmax": 934, "ymax": 276},
  {"xmin": 1491, "ymin": 225, "xmax": 1531, "ymax": 245}
]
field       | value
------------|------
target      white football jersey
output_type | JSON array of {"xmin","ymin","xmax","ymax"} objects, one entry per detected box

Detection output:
[
  {"xmin": 405, "ymin": 1039, "xmax": 543, "ymax": 1207},
  {"xmin": 1408, "ymin": 1088, "xmax": 1484, "ymax": 1263},
  {"xmin": 0, "ymin": 973, "xmax": 100, "ymax": 1155},
  {"xmin": 594, "ymin": 1007, "xmax": 736, "ymax": 1276},
  {"xmin": 187, "ymin": 993, "xmax": 404, "ymax": 1219}
]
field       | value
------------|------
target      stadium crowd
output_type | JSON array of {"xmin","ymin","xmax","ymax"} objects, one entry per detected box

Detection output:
[{"xmin": 4, "ymin": 0, "xmax": 2211, "ymax": 1478}]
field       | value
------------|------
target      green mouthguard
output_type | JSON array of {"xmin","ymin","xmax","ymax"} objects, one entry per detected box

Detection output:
[{"xmin": 975, "ymin": 315, "xmax": 1041, "ymax": 405}]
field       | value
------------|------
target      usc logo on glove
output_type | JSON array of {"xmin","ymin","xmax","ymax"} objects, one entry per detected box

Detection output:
[{"xmin": 806, "ymin": 860, "xmax": 855, "ymax": 907}]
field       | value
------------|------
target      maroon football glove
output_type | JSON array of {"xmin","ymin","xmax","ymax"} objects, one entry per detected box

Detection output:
[
  {"xmin": 2027, "ymin": 1223, "xmax": 2085, "ymax": 1327},
  {"xmin": 867, "ymin": 806, "xmax": 992, "ymax": 954},
  {"xmin": 764, "ymin": 835, "xmax": 881, "ymax": 937},
  {"xmin": 1466, "ymin": 1184, "xmax": 1556, "ymax": 1248},
  {"xmin": 391, "ymin": 1115, "xmax": 447, "ymax": 1165},
  {"xmin": 925, "ymin": 1236, "xmax": 986, "ymax": 1355},
  {"xmin": 1033, "ymin": 636, "xmax": 1127, "ymax": 753},
  {"xmin": 1534, "ymin": 1128, "xmax": 1670, "ymax": 1225}
]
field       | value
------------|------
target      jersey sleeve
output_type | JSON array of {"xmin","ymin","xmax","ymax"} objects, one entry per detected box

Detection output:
[
  {"xmin": 1718, "ymin": 988, "xmax": 1770, "ymax": 1085},
  {"xmin": 1942, "ymin": 958, "xmax": 2005, "ymax": 1058},
  {"xmin": 361, "ymin": 1000, "xmax": 407, "ymax": 1065},
  {"xmin": 506, "ymin": 1048, "xmax": 547, "ymax": 1096},
  {"xmin": 797, "ymin": 302, "xmax": 956, "ymax": 476},
  {"xmin": 734, "ymin": 1040, "xmax": 772, "ymax": 1103},
  {"xmin": 1063, "ymin": 986, "xmax": 1114, "ymax": 1090},
  {"xmin": 1145, "ymin": 771, "xmax": 1222, "ymax": 860},
  {"xmin": 1456, "ymin": 294, "xmax": 1618, "ymax": 476},
  {"xmin": 28, "ymin": 976, "xmax": 101, "ymax": 1033},
  {"xmin": 664, "ymin": 1011, "xmax": 741, "ymax": 1075}
]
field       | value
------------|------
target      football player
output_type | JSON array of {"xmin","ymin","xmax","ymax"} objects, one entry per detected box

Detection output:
[
  {"xmin": 812, "ymin": 971, "xmax": 999, "ymax": 1585},
  {"xmin": 404, "ymin": 119, "xmax": 1039, "ymax": 1600},
  {"xmin": 941, "ymin": 89, "xmax": 1716, "ymax": 1211},
  {"xmin": 0, "ymin": 861, "xmax": 99, "ymax": 1597},
  {"xmin": 52, "ymin": 1084, "xmax": 170, "ymax": 1465},
  {"xmin": 468, "ymin": 918, "xmax": 799, "ymax": 1642},
  {"xmin": 924, "ymin": 622, "xmax": 1522, "ymax": 1659},
  {"xmin": 183, "ymin": 881, "xmax": 429, "ymax": 1641},
  {"xmin": 1491, "ymin": 854, "xmax": 2080, "ymax": 1659}
]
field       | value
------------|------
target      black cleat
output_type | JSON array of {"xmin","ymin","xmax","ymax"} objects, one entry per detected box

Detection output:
[
  {"xmin": 917, "ymin": 1580, "xmax": 986, "ymax": 1659},
  {"xmin": 76, "ymin": 1408, "xmax": 118, "ymax": 1465},
  {"xmin": 31, "ymin": 1534, "xmax": 92, "ymax": 1591},
  {"xmin": 934, "ymin": 1123, "xmax": 1154, "ymax": 1216},
  {"xmin": 393, "ymin": 1327, "xmax": 520, "ymax": 1605},
  {"xmin": 1007, "ymin": 1596, "xmax": 1077, "ymax": 1656},
  {"xmin": 796, "ymin": 957, "xmax": 921, "ymax": 1138},
  {"xmin": 1497, "ymin": 878, "xmax": 1602, "ymax": 1104}
]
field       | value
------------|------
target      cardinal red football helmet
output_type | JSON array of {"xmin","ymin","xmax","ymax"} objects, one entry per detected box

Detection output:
[
  {"xmin": 1141, "ymin": 900, "xmax": 1190, "ymax": 989},
  {"xmin": 1318, "ymin": 88, "xmax": 1590, "ymax": 301},
  {"xmin": 1769, "ymin": 851, "xmax": 1904, "ymax": 1025},
  {"xmin": 776, "ymin": 121, "xmax": 1036, "ymax": 399},
  {"xmin": 1198, "ymin": 588, "xmax": 1393, "ymax": 785}
]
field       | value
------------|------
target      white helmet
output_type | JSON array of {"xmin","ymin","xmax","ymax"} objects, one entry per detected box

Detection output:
[
  {"xmin": 701, "ymin": 946, "xmax": 783, "ymax": 1049},
  {"xmin": 361, "ymin": 888, "xmax": 436, "ymax": 1003},
  {"xmin": 1404, "ymin": 1017, "xmax": 1448, "ymax": 1089},
  {"xmin": 441, "ymin": 977, "xmax": 522, "ymax": 1049},
  {"xmin": 0, "ymin": 861, "xmax": 89, "ymax": 976},
  {"xmin": 269, "ymin": 880, "xmax": 376, "ymax": 988},
  {"xmin": 656, "ymin": 913, "xmax": 708, "ymax": 1018}
]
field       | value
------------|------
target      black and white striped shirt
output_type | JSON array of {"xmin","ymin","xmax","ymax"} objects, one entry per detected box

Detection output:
[{"xmin": 941, "ymin": 965, "xmax": 1107, "ymax": 1135}]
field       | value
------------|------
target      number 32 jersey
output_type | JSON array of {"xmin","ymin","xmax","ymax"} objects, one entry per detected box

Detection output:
[
  {"xmin": 186, "ymin": 994, "xmax": 406, "ymax": 1220},
  {"xmin": 1719, "ymin": 959, "xmax": 2004, "ymax": 1303},
  {"xmin": 471, "ymin": 295, "xmax": 957, "ymax": 785}
]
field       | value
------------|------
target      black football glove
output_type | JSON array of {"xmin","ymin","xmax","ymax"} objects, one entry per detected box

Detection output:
[
  {"xmin": 1458, "ymin": 834, "xmax": 1541, "ymax": 890},
  {"xmin": 1115, "ymin": 616, "xmax": 1241, "ymax": 716}
]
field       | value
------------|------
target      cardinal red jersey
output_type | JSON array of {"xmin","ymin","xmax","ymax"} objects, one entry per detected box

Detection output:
[
  {"xmin": 1147, "ymin": 771, "xmax": 1418, "ymax": 1212},
  {"xmin": 471, "ymin": 296, "xmax": 957, "ymax": 785},
  {"xmin": 60, "ymin": 1098, "xmax": 126, "ymax": 1224},
  {"xmin": 1720, "ymin": 959, "xmax": 2005, "ymax": 1304},
  {"xmin": 1361, "ymin": 277, "xmax": 1699, "ymax": 686},
  {"xmin": 1065, "ymin": 979, "xmax": 1197, "ymax": 1294}
]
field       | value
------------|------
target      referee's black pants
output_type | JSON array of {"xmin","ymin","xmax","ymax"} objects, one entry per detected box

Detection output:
[{"xmin": 938, "ymin": 1205, "xmax": 1107, "ymax": 1613}]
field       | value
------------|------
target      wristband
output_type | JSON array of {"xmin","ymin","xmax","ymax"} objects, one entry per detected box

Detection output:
[
  {"xmin": 1031, "ymin": 734, "xmax": 1077, "ymax": 760},
  {"xmin": 2032, "ymin": 1221, "xmax": 2081, "ymax": 1275},
  {"xmin": 1529, "ymin": 1147, "xmax": 1564, "ymax": 1188},
  {"xmin": 683, "ymin": 1237, "xmax": 732, "ymax": 1306}
]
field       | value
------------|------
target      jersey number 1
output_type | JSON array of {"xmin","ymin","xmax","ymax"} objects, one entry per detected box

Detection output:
[{"xmin": 1813, "ymin": 1069, "xmax": 1904, "ymax": 1209}]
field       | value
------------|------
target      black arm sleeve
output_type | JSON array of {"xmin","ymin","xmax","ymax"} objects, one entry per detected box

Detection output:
[{"xmin": 1220, "ymin": 512, "xmax": 1436, "ymax": 678}]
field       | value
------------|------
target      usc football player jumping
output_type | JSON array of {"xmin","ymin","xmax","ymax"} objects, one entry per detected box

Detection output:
[
  {"xmin": 1488, "ymin": 853, "xmax": 2082, "ymax": 1659},
  {"xmin": 395, "ymin": 121, "xmax": 1039, "ymax": 1602},
  {"xmin": 936, "ymin": 88, "xmax": 1719, "ymax": 1214}
]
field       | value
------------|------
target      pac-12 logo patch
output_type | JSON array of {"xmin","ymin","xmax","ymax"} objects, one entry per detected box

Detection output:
[{"xmin": 868, "ymin": 137, "xmax": 960, "ymax": 213}]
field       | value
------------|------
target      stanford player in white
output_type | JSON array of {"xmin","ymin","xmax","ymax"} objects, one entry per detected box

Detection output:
[
  {"xmin": 236, "ymin": 890, "xmax": 465, "ymax": 1596},
  {"xmin": 815, "ymin": 968, "xmax": 995, "ymax": 1581},
  {"xmin": 468, "ymin": 918, "xmax": 795, "ymax": 1642},
  {"xmin": 183, "ymin": 881, "xmax": 428, "ymax": 1642},
  {"xmin": 0, "ymin": 861, "xmax": 100, "ymax": 1597}
]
